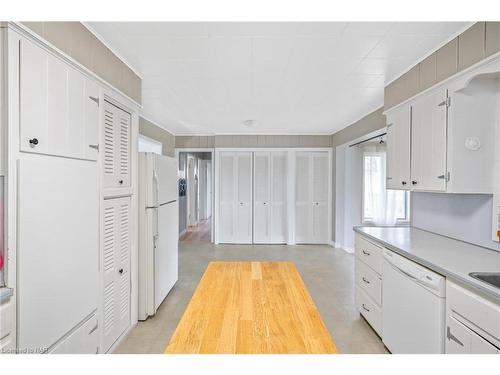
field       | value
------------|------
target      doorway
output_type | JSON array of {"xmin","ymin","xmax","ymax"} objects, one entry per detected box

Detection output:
[{"xmin": 178, "ymin": 151, "xmax": 213, "ymax": 243}]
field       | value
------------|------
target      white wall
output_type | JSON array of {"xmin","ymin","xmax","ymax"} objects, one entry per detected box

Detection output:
[
  {"xmin": 335, "ymin": 143, "xmax": 363, "ymax": 252},
  {"xmin": 412, "ymin": 193, "xmax": 500, "ymax": 251}
]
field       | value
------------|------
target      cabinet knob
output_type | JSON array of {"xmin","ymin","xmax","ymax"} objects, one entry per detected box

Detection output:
[
  {"xmin": 118, "ymin": 268, "xmax": 124, "ymax": 274},
  {"xmin": 401, "ymin": 181, "xmax": 407, "ymax": 186},
  {"xmin": 29, "ymin": 138, "xmax": 39, "ymax": 146},
  {"xmin": 412, "ymin": 181, "xmax": 417, "ymax": 185},
  {"xmin": 118, "ymin": 180, "xmax": 124, "ymax": 185}
]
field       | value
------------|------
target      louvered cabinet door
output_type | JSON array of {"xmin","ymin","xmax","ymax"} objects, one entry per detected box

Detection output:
[
  {"xmin": 311, "ymin": 152, "xmax": 329, "ymax": 244},
  {"xmin": 295, "ymin": 152, "xmax": 312, "ymax": 243},
  {"xmin": 218, "ymin": 153, "xmax": 236, "ymax": 243},
  {"xmin": 102, "ymin": 197, "xmax": 131, "ymax": 353},
  {"xmin": 103, "ymin": 101, "xmax": 131, "ymax": 189},
  {"xmin": 235, "ymin": 153, "xmax": 253, "ymax": 243}
]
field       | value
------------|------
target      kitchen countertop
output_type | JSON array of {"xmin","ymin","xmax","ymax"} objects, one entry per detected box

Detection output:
[{"xmin": 354, "ymin": 226, "xmax": 500, "ymax": 302}]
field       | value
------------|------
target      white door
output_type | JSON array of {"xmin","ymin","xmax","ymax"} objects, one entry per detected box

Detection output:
[
  {"xmin": 17, "ymin": 157, "xmax": 99, "ymax": 350},
  {"xmin": 187, "ymin": 156, "xmax": 197, "ymax": 226},
  {"xmin": 386, "ymin": 105, "xmax": 411, "ymax": 190},
  {"xmin": 411, "ymin": 88, "xmax": 448, "ymax": 191},
  {"xmin": 103, "ymin": 101, "xmax": 131, "ymax": 189},
  {"xmin": 155, "ymin": 201, "xmax": 179, "ymax": 311},
  {"xmin": 20, "ymin": 39, "xmax": 99, "ymax": 161},
  {"xmin": 253, "ymin": 151, "xmax": 287, "ymax": 244},
  {"xmin": 206, "ymin": 161, "xmax": 212, "ymax": 219},
  {"xmin": 295, "ymin": 151, "xmax": 329, "ymax": 244},
  {"xmin": 102, "ymin": 196, "xmax": 131, "ymax": 353},
  {"xmin": 218, "ymin": 152, "xmax": 253, "ymax": 243},
  {"xmin": 198, "ymin": 160, "xmax": 208, "ymax": 220}
]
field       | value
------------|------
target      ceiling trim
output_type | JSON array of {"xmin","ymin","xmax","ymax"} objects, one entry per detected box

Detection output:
[{"xmin": 82, "ymin": 22, "xmax": 144, "ymax": 79}]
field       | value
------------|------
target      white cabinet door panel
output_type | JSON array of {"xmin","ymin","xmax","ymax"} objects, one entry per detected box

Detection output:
[
  {"xmin": 386, "ymin": 105, "xmax": 411, "ymax": 190},
  {"xmin": 19, "ymin": 39, "xmax": 99, "ymax": 161},
  {"xmin": 236, "ymin": 153, "xmax": 253, "ymax": 243},
  {"xmin": 411, "ymin": 88, "xmax": 447, "ymax": 191},
  {"xmin": 17, "ymin": 157, "xmax": 99, "ymax": 350},
  {"xmin": 253, "ymin": 152, "xmax": 270, "ymax": 243},
  {"xmin": 102, "ymin": 196, "xmax": 131, "ymax": 353}
]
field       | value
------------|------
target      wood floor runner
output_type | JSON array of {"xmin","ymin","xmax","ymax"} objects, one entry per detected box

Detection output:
[{"xmin": 165, "ymin": 261, "xmax": 337, "ymax": 354}]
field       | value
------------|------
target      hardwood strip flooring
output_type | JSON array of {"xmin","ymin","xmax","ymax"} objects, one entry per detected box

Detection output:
[{"xmin": 165, "ymin": 261, "xmax": 338, "ymax": 354}]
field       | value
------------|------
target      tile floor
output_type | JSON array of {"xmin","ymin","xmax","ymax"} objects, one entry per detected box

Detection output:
[{"xmin": 114, "ymin": 240, "xmax": 388, "ymax": 354}]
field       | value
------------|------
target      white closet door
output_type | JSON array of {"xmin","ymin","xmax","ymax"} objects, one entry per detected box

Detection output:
[
  {"xmin": 295, "ymin": 152, "xmax": 312, "ymax": 243},
  {"xmin": 236, "ymin": 153, "xmax": 253, "ymax": 243},
  {"xmin": 102, "ymin": 197, "xmax": 131, "ymax": 353},
  {"xmin": 218, "ymin": 152, "xmax": 236, "ymax": 243},
  {"xmin": 103, "ymin": 101, "xmax": 131, "ymax": 189},
  {"xmin": 311, "ymin": 152, "xmax": 329, "ymax": 244},
  {"xmin": 270, "ymin": 152, "xmax": 287, "ymax": 243},
  {"xmin": 254, "ymin": 152, "xmax": 271, "ymax": 243}
]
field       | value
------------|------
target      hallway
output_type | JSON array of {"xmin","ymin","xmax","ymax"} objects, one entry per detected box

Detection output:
[{"xmin": 179, "ymin": 218, "xmax": 211, "ymax": 244}]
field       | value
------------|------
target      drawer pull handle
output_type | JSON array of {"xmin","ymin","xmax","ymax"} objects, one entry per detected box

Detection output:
[
  {"xmin": 362, "ymin": 277, "xmax": 370, "ymax": 284},
  {"xmin": 446, "ymin": 326, "xmax": 464, "ymax": 347},
  {"xmin": 362, "ymin": 304, "xmax": 370, "ymax": 312},
  {"xmin": 362, "ymin": 250, "xmax": 371, "ymax": 256}
]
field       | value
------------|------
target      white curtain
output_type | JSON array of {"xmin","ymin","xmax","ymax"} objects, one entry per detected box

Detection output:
[{"xmin": 363, "ymin": 145, "xmax": 398, "ymax": 226}]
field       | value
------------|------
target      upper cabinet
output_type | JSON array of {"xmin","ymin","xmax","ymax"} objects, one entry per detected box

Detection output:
[
  {"xmin": 103, "ymin": 101, "xmax": 132, "ymax": 189},
  {"xmin": 20, "ymin": 39, "xmax": 99, "ymax": 161},
  {"xmin": 411, "ymin": 88, "xmax": 448, "ymax": 192},
  {"xmin": 386, "ymin": 104, "xmax": 411, "ymax": 190}
]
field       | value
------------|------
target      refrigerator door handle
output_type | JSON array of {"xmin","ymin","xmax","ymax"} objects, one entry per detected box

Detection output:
[
  {"xmin": 153, "ymin": 170, "xmax": 160, "ymax": 208},
  {"xmin": 153, "ymin": 207, "xmax": 159, "ymax": 239}
]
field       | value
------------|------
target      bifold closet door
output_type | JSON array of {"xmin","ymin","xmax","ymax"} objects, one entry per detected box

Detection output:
[
  {"xmin": 295, "ymin": 151, "xmax": 329, "ymax": 244},
  {"xmin": 253, "ymin": 151, "xmax": 287, "ymax": 244},
  {"xmin": 218, "ymin": 152, "xmax": 252, "ymax": 243}
]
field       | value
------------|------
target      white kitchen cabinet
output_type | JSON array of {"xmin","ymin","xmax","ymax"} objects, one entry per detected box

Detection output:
[
  {"xmin": 446, "ymin": 281, "xmax": 500, "ymax": 353},
  {"xmin": 102, "ymin": 196, "xmax": 131, "ymax": 353},
  {"xmin": 253, "ymin": 151, "xmax": 287, "ymax": 244},
  {"xmin": 17, "ymin": 157, "xmax": 99, "ymax": 351},
  {"xmin": 103, "ymin": 101, "xmax": 132, "ymax": 189},
  {"xmin": 218, "ymin": 152, "xmax": 253, "ymax": 244},
  {"xmin": 50, "ymin": 314, "xmax": 99, "ymax": 354},
  {"xmin": 19, "ymin": 39, "xmax": 99, "ymax": 161},
  {"xmin": 411, "ymin": 87, "xmax": 448, "ymax": 192},
  {"xmin": 386, "ymin": 104, "xmax": 411, "ymax": 190},
  {"xmin": 295, "ymin": 151, "xmax": 329, "ymax": 244}
]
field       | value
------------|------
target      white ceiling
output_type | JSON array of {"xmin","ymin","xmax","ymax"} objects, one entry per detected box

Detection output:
[{"xmin": 88, "ymin": 22, "xmax": 470, "ymax": 135}]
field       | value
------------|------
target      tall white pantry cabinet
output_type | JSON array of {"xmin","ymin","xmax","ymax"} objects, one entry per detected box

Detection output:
[{"xmin": 1, "ymin": 23, "xmax": 139, "ymax": 353}]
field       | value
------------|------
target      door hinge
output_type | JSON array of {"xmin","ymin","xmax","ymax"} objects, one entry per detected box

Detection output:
[
  {"xmin": 437, "ymin": 172, "xmax": 450, "ymax": 182},
  {"xmin": 89, "ymin": 96, "xmax": 100, "ymax": 106},
  {"xmin": 438, "ymin": 97, "xmax": 451, "ymax": 108}
]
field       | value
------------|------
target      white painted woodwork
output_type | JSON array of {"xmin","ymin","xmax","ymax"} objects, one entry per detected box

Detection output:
[
  {"xmin": 446, "ymin": 281, "xmax": 500, "ymax": 353},
  {"xmin": 50, "ymin": 314, "xmax": 99, "ymax": 354},
  {"xmin": 385, "ymin": 104, "xmax": 411, "ymax": 190},
  {"xmin": 411, "ymin": 87, "xmax": 448, "ymax": 192},
  {"xmin": 253, "ymin": 151, "xmax": 287, "ymax": 244},
  {"xmin": 295, "ymin": 151, "xmax": 329, "ymax": 244},
  {"xmin": 17, "ymin": 157, "xmax": 99, "ymax": 350},
  {"xmin": 103, "ymin": 101, "xmax": 131, "ymax": 189},
  {"xmin": 102, "ymin": 196, "xmax": 131, "ymax": 353},
  {"xmin": 218, "ymin": 152, "xmax": 253, "ymax": 243},
  {"xmin": 0, "ymin": 297, "xmax": 15, "ymax": 352},
  {"xmin": 19, "ymin": 39, "xmax": 99, "ymax": 161}
]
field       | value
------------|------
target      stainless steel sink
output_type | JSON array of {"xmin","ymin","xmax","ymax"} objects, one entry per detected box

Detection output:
[{"xmin": 469, "ymin": 272, "xmax": 500, "ymax": 289}]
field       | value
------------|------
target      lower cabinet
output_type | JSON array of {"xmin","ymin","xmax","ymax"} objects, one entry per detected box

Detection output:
[
  {"xmin": 354, "ymin": 234, "xmax": 383, "ymax": 337},
  {"xmin": 102, "ymin": 196, "xmax": 131, "ymax": 353},
  {"xmin": 50, "ymin": 314, "xmax": 99, "ymax": 354},
  {"xmin": 446, "ymin": 281, "xmax": 500, "ymax": 353}
]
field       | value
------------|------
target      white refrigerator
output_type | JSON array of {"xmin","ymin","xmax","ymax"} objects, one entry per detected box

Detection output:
[{"xmin": 138, "ymin": 152, "xmax": 179, "ymax": 320}]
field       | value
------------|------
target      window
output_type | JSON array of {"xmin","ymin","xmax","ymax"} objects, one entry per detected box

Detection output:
[
  {"xmin": 138, "ymin": 135, "xmax": 162, "ymax": 154},
  {"xmin": 362, "ymin": 147, "xmax": 409, "ymax": 224}
]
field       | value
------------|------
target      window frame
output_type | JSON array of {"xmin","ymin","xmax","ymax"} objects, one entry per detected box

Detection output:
[{"xmin": 361, "ymin": 150, "xmax": 410, "ymax": 225}]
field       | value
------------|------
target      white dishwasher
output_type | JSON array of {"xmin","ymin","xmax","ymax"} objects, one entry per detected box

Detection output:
[{"xmin": 382, "ymin": 248, "xmax": 446, "ymax": 353}]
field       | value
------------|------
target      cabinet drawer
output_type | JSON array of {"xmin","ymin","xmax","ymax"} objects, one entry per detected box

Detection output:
[
  {"xmin": 447, "ymin": 281, "xmax": 500, "ymax": 348},
  {"xmin": 355, "ymin": 259, "xmax": 382, "ymax": 306},
  {"xmin": 355, "ymin": 285, "xmax": 382, "ymax": 337},
  {"xmin": 50, "ymin": 314, "xmax": 99, "ymax": 354},
  {"xmin": 355, "ymin": 234, "xmax": 383, "ymax": 275}
]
